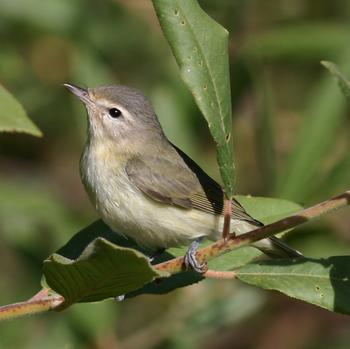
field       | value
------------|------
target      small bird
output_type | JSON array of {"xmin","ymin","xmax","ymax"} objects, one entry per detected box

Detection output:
[{"xmin": 65, "ymin": 84, "xmax": 302, "ymax": 272}]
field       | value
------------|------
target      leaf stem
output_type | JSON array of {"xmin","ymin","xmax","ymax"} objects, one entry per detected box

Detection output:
[
  {"xmin": 154, "ymin": 190, "xmax": 350, "ymax": 274},
  {"xmin": 222, "ymin": 197, "xmax": 232, "ymax": 240}
]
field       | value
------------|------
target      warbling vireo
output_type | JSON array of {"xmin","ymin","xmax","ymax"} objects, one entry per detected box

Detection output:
[{"xmin": 65, "ymin": 84, "xmax": 302, "ymax": 272}]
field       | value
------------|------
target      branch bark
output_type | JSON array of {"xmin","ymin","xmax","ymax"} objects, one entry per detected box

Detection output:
[
  {"xmin": 1, "ymin": 190, "xmax": 349, "ymax": 321},
  {"xmin": 154, "ymin": 190, "xmax": 350, "ymax": 274},
  {"xmin": 0, "ymin": 289, "xmax": 64, "ymax": 321}
]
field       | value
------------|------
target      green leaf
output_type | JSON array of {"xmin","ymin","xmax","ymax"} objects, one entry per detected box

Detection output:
[
  {"xmin": 235, "ymin": 195, "xmax": 302, "ymax": 225},
  {"xmin": 0, "ymin": 84, "xmax": 42, "ymax": 136},
  {"xmin": 321, "ymin": 60, "xmax": 350, "ymax": 101},
  {"xmin": 236, "ymin": 256, "xmax": 350, "ymax": 315},
  {"xmin": 43, "ymin": 238, "xmax": 167, "ymax": 308},
  {"xmin": 44, "ymin": 220, "xmax": 203, "ymax": 301},
  {"xmin": 152, "ymin": 0, "xmax": 234, "ymax": 198}
]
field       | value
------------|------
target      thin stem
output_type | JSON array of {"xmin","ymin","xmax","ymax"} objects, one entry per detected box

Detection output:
[
  {"xmin": 204, "ymin": 269, "xmax": 236, "ymax": 279},
  {"xmin": 154, "ymin": 190, "xmax": 350, "ymax": 274},
  {"xmin": 1, "ymin": 190, "xmax": 349, "ymax": 321},
  {"xmin": 222, "ymin": 197, "xmax": 232, "ymax": 240}
]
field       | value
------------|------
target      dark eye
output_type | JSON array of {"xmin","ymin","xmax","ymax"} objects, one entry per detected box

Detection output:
[{"xmin": 108, "ymin": 108, "xmax": 122, "ymax": 118}]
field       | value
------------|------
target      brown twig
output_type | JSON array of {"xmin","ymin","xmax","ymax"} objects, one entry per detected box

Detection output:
[
  {"xmin": 222, "ymin": 197, "xmax": 233, "ymax": 240},
  {"xmin": 203, "ymin": 269, "xmax": 236, "ymax": 279},
  {"xmin": 29, "ymin": 288, "xmax": 50, "ymax": 301},
  {"xmin": 1, "ymin": 190, "xmax": 349, "ymax": 321},
  {"xmin": 154, "ymin": 190, "xmax": 350, "ymax": 274},
  {"xmin": 0, "ymin": 291, "xmax": 64, "ymax": 321}
]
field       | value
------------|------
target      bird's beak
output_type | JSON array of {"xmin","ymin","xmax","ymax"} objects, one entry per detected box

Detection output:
[{"xmin": 64, "ymin": 83, "xmax": 92, "ymax": 105}]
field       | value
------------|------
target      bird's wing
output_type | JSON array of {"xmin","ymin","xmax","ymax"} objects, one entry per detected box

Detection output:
[
  {"xmin": 171, "ymin": 145, "xmax": 260, "ymax": 223},
  {"xmin": 126, "ymin": 155, "xmax": 196, "ymax": 209},
  {"xmin": 126, "ymin": 145, "xmax": 258, "ymax": 224}
]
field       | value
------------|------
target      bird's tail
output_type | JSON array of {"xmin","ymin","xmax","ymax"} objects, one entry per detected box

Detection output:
[
  {"xmin": 240, "ymin": 218, "xmax": 303, "ymax": 258},
  {"xmin": 230, "ymin": 198, "xmax": 302, "ymax": 258},
  {"xmin": 253, "ymin": 235, "xmax": 303, "ymax": 258}
]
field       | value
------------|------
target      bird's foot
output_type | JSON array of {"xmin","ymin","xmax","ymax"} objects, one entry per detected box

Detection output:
[{"xmin": 184, "ymin": 239, "xmax": 208, "ymax": 274}]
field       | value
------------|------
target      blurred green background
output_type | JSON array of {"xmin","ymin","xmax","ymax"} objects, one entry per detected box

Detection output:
[{"xmin": 1, "ymin": 0, "xmax": 350, "ymax": 348}]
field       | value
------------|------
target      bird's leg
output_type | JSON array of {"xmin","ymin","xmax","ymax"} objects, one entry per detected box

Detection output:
[
  {"xmin": 222, "ymin": 197, "xmax": 233, "ymax": 241},
  {"xmin": 184, "ymin": 238, "xmax": 208, "ymax": 273}
]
